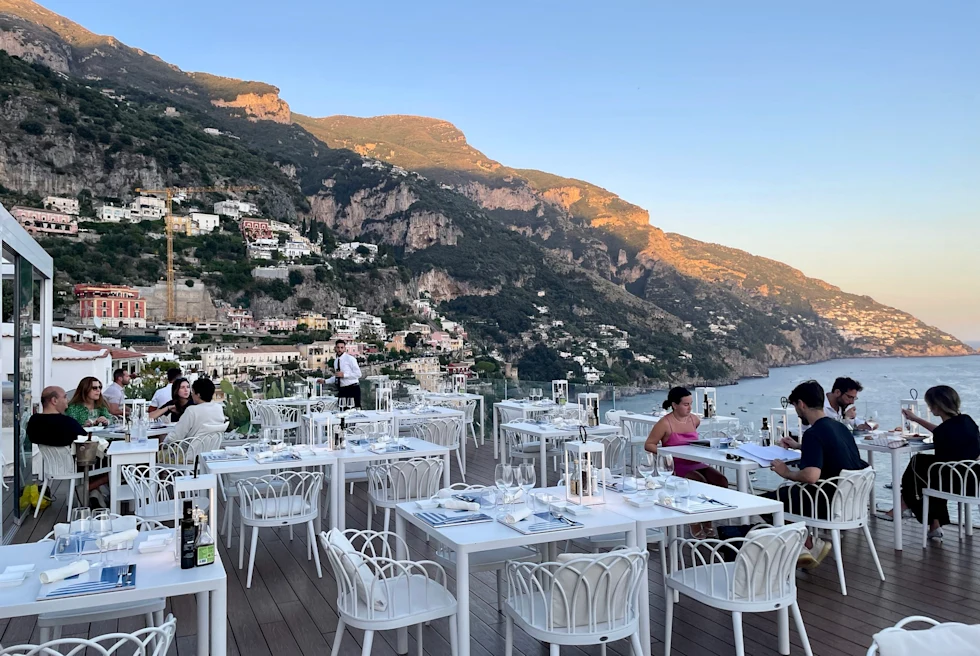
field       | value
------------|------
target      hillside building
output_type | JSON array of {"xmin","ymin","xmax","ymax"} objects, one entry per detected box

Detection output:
[
  {"xmin": 97, "ymin": 204, "xmax": 130, "ymax": 222},
  {"xmin": 10, "ymin": 206, "xmax": 78, "ymax": 236},
  {"xmin": 42, "ymin": 196, "xmax": 79, "ymax": 215},
  {"xmin": 74, "ymin": 283, "xmax": 147, "ymax": 328},
  {"xmin": 213, "ymin": 200, "xmax": 259, "ymax": 219},
  {"xmin": 128, "ymin": 196, "xmax": 166, "ymax": 221}
]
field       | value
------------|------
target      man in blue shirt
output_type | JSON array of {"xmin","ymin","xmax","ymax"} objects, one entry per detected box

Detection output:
[{"xmin": 768, "ymin": 380, "xmax": 868, "ymax": 568}]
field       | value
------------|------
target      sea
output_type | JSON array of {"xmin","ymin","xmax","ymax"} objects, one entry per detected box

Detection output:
[{"xmin": 609, "ymin": 355, "xmax": 980, "ymax": 506}]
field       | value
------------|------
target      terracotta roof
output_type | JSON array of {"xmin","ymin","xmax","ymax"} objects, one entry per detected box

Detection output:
[{"xmin": 65, "ymin": 343, "xmax": 147, "ymax": 359}]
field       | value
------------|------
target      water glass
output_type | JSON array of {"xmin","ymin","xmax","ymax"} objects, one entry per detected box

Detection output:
[
  {"xmin": 636, "ymin": 452, "xmax": 656, "ymax": 496},
  {"xmin": 673, "ymin": 477, "xmax": 690, "ymax": 502},
  {"xmin": 495, "ymin": 464, "xmax": 514, "ymax": 512},
  {"xmin": 70, "ymin": 507, "xmax": 92, "ymax": 539},
  {"xmin": 518, "ymin": 463, "xmax": 536, "ymax": 504},
  {"xmin": 656, "ymin": 453, "xmax": 675, "ymax": 485},
  {"xmin": 53, "ymin": 535, "xmax": 81, "ymax": 562},
  {"xmin": 104, "ymin": 542, "xmax": 132, "ymax": 567}
]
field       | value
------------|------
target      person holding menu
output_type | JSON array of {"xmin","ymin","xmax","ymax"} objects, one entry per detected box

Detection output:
[{"xmin": 325, "ymin": 339, "xmax": 362, "ymax": 408}]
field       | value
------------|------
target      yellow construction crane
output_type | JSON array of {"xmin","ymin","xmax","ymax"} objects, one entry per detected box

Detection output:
[{"xmin": 134, "ymin": 185, "xmax": 259, "ymax": 321}]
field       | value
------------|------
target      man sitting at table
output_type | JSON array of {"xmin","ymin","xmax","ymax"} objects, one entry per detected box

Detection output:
[
  {"xmin": 27, "ymin": 385, "xmax": 110, "ymax": 506},
  {"xmin": 164, "ymin": 378, "xmax": 226, "ymax": 444},
  {"xmin": 769, "ymin": 380, "xmax": 868, "ymax": 568}
]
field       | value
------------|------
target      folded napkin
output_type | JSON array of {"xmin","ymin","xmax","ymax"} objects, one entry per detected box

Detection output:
[
  {"xmin": 442, "ymin": 499, "xmax": 480, "ymax": 511},
  {"xmin": 226, "ymin": 446, "xmax": 247, "ymax": 456},
  {"xmin": 97, "ymin": 529, "xmax": 139, "ymax": 550},
  {"xmin": 500, "ymin": 507, "xmax": 532, "ymax": 524},
  {"xmin": 40, "ymin": 560, "xmax": 89, "ymax": 584},
  {"xmin": 255, "ymin": 450, "xmax": 276, "ymax": 462},
  {"xmin": 436, "ymin": 488, "xmax": 455, "ymax": 499},
  {"xmin": 369, "ymin": 443, "xmax": 387, "ymax": 453}
]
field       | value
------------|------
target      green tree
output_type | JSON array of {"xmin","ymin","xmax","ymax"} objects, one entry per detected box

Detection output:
[
  {"xmin": 288, "ymin": 270, "xmax": 304, "ymax": 286},
  {"xmin": 405, "ymin": 332, "xmax": 420, "ymax": 350}
]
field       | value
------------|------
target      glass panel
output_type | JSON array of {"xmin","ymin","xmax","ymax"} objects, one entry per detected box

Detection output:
[{"xmin": 12, "ymin": 256, "xmax": 35, "ymax": 523}]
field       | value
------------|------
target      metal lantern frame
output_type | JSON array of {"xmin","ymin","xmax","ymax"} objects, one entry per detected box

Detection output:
[
  {"xmin": 564, "ymin": 436, "xmax": 606, "ymax": 506},
  {"xmin": 769, "ymin": 407, "xmax": 803, "ymax": 441},
  {"xmin": 694, "ymin": 387, "xmax": 717, "ymax": 418},
  {"xmin": 451, "ymin": 373, "xmax": 467, "ymax": 394},
  {"xmin": 376, "ymin": 387, "xmax": 393, "ymax": 413},
  {"xmin": 577, "ymin": 393, "xmax": 600, "ymax": 427},
  {"xmin": 901, "ymin": 398, "xmax": 929, "ymax": 437}
]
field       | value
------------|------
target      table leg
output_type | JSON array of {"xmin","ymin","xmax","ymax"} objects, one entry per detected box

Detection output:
[
  {"xmin": 335, "ymin": 461, "xmax": 346, "ymax": 532},
  {"xmin": 540, "ymin": 437, "xmax": 548, "ymax": 489},
  {"xmin": 480, "ymin": 398, "xmax": 486, "ymax": 447},
  {"xmin": 395, "ymin": 514, "xmax": 409, "ymax": 654},
  {"xmin": 892, "ymin": 451, "xmax": 903, "ymax": 550},
  {"xmin": 196, "ymin": 590, "xmax": 210, "ymax": 656},
  {"xmin": 461, "ymin": 419, "xmax": 467, "ymax": 477},
  {"xmin": 211, "ymin": 583, "xmax": 227, "ymax": 656},
  {"xmin": 110, "ymin": 460, "xmax": 120, "ymax": 515},
  {"xmin": 736, "ymin": 467, "xmax": 750, "ymax": 523},
  {"xmin": 444, "ymin": 453, "xmax": 452, "ymax": 488},
  {"xmin": 456, "ymin": 550, "xmax": 471, "ymax": 656},
  {"xmin": 627, "ymin": 525, "xmax": 650, "ymax": 656}
]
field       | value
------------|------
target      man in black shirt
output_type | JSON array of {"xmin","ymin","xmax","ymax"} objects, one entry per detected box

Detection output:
[
  {"xmin": 768, "ymin": 380, "xmax": 868, "ymax": 568},
  {"xmin": 27, "ymin": 386, "xmax": 86, "ymax": 447}
]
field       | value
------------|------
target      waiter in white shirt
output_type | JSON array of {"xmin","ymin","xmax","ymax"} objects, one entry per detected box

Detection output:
[{"xmin": 325, "ymin": 339, "xmax": 362, "ymax": 408}]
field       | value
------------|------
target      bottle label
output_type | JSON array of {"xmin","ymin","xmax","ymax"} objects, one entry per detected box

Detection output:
[{"xmin": 196, "ymin": 543, "xmax": 215, "ymax": 566}]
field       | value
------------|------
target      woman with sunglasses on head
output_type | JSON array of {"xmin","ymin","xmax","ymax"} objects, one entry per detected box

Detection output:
[
  {"xmin": 65, "ymin": 376, "xmax": 113, "ymax": 427},
  {"xmin": 149, "ymin": 377, "xmax": 195, "ymax": 422}
]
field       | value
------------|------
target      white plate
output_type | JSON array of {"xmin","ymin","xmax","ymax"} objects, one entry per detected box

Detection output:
[
  {"xmin": 624, "ymin": 494, "xmax": 658, "ymax": 508},
  {"xmin": 0, "ymin": 572, "xmax": 27, "ymax": 587}
]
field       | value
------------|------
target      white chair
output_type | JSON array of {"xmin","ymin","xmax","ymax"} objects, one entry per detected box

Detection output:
[
  {"xmin": 366, "ymin": 458, "xmax": 444, "ymax": 534},
  {"xmin": 121, "ymin": 464, "xmax": 207, "ymax": 524},
  {"xmin": 258, "ymin": 403, "xmax": 301, "ymax": 442},
  {"xmin": 160, "ymin": 431, "xmax": 224, "ymax": 469},
  {"xmin": 412, "ymin": 418, "xmax": 465, "ymax": 479},
  {"xmin": 245, "ymin": 398, "xmax": 264, "ymax": 436},
  {"xmin": 504, "ymin": 548, "xmax": 647, "ymax": 656},
  {"xmin": 664, "ymin": 523, "xmax": 813, "ymax": 656},
  {"xmin": 35, "ymin": 444, "xmax": 109, "ymax": 520},
  {"xmin": 462, "ymin": 399, "xmax": 479, "ymax": 448},
  {"xmin": 569, "ymin": 528, "xmax": 667, "ymax": 583},
  {"xmin": 503, "ymin": 427, "xmax": 564, "ymax": 486},
  {"xmin": 551, "ymin": 379, "xmax": 569, "ymax": 402},
  {"xmin": 867, "ymin": 615, "xmax": 980, "ymax": 655},
  {"xmin": 237, "ymin": 470, "xmax": 323, "ymax": 588},
  {"xmin": 922, "ymin": 459, "xmax": 980, "ymax": 547},
  {"xmin": 36, "ymin": 515, "xmax": 169, "ymax": 643},
  {"xmin": 320, "ymin": 528, "xmax": 458, "ymax": 656},
  {"xmin": 432, "ymin": 484, "xmax": 541, "ymax": 611},
  {"xmin": 778, "ymin": 468, "xmax": 884, "ymax": 595},
  {"xmin": 0, "ymin": 616, "xmax": 177, "ymax": 656}
]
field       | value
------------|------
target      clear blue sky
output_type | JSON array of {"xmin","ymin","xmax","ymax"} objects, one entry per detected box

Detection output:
[{"xmin": 41, "ymin": 0, "xmax": 980, "ymax": 339}]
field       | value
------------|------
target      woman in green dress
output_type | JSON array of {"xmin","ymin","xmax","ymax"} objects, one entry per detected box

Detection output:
[{"xmin": 66, "ymin": 376, "xmax": 113, "ymax": 427}]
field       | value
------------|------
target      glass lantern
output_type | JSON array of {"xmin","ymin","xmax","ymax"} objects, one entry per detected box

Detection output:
[
  {"xmin": 577, "ymin": 393, "xmax": 600, "ymax": 426},
  {"xmin": 376, "ymin": 387, "xmax": 393, "ymax": 413},
  {"xmin": 552, "ymin": 379, "xmax": 569, "ymax": 403},
  {"xmin": 901, "ymin": 391, "xmax": 928, "ymax": 437},
  {"xmin": 451, "ymin": 373, "xmax": 467, "ymax": 394},
  {"xmin": 694, "ymin": 387, "xmax": 717, "ymax": 418},
  {"xmin": 564, "ymin": 434, "xmax": 606, "ymax": 506},
  {"xmin": 769, "ymin": 406, "xmax": 803, "ymax": 441}
]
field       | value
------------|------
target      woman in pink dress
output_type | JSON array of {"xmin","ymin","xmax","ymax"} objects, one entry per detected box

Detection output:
[{"xmin": 645, "ymin": 386, "xmax": 729, "ymax": 488}]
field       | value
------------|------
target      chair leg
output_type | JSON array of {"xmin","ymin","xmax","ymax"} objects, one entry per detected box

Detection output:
[
  {"xmin": 366, "ymin": 501, "xmax": 373, "ymax": 533},
  {"xmin": 145, "ymin": 613, "xmax": 155, "ymax": 627},
  {"xmin": 35, "ymin": 479, "xmax": 49, "ymax": 519},
  {"xmin": 450, "ymin": 615, "xmax": 459, "ymax": 656},
  {"xmin": 456, "ymin": 448, "xmax": 467, "ymax": 482},
  {"xmin": 225, "ymin": 498, "xmax": 235, "ymax": 549},
  {"xmin": 153, "ymin": 610, "xmax": 164, "ymax": 626},
  {"xmin": 967, "ymin": 503, "xmax": 975, "ymax": 536},
  {"xmin": 52, "ymin": 626, "xmax": 62, "ymax": 640},
  {"xmin": 830, "ymin": 529, "xmax": 846, "ymax": 595},
  {"xmin": 732, "ymin": 611, "xmax": 744, "ymax": 656},
  {"xmin": 246, "ymin": 526, "xmax": 259, "ymax": 588},
  {"xmin": 39, "ymin": 627, "xmax": 52, "ymax": 643},
  {"xmin": 415, "ymin": 623, "xmax": 423, "ymax": 656},
  {"xmin": 496, "ymin": 569, "xmax": 503, "ymax": 612},
  {"xmin": 383, "ymin": 508, "xmax": 391, "ymax": 534},
  {"xmin": 289, "ymin": 525, "xmax": 294, "ymax": 541},
  {"xmin": 309, "ymin": 521, "xmax": 323, "ymax": 578},
  {"xmin": 862, "ymin": 524, "xmax": 886, "ymax": 581},
  {"xmin": 922, "ymin": 495, "xmax": 931, "ymax": 548},
  {"xmin": 549, "ymin": 643, "xmax": 560, "ymax": 656},
  {"xmin": 331, "ymin": 619, "xmax": 346, "ymax": 656},
  {"xmin": 66, "ymin": 481, "xmax": 75, "ymax": 521},
  {"xmin": 664, "ymin": 585, "xmax": 674, "ymax": 656},
  {"xmin": 361, "ymin": 630, "xmax": 374, "ymax": 656},
  {"xmin": 600, "ymin": 644, "xmax": 607, "ymax": 656},
  {"xmin": 630, "ymin": 632, "xmax": 644, "ymax": 656},
  {"xmin": 239, "ymin": 517, "xmax": 246, "ymax": 569},
  {"xmin": 791, "ymin": 601, "xmax": 814, "ymax": 656}
]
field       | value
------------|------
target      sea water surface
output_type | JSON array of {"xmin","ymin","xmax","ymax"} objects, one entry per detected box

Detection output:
[{"xmin": 612, "ymin": 355, "xmax": 980, "ymax": 508}]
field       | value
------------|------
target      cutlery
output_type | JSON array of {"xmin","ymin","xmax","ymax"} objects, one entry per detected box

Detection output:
[{"xmin": 698, "ymin": 494, "xmax": 725, "ymax": 505}]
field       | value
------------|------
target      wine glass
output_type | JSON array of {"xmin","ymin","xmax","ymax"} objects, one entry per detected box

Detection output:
[
  {"xmin": 636, "ymin": 452, "xmax": 656, "ymax": 496},
  {"xmin": 518, "ymin": 463, "xmax": 536, "ymax": 507},
  {"xmin": 91, "ymin": 509, "xmax": 112, "ymax": 563},
  {"xmin": 495, "ymin": 464, "xmax": 514, "ymax": 514},
  {"xmin": 656, "ymin": 453, "xmax": 674, "ymax": 486}
]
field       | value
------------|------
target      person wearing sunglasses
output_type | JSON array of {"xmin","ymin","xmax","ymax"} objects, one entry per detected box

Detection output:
[{"xmin": 65, "ymin": 376, "xmax": 113, "ymax": 427}]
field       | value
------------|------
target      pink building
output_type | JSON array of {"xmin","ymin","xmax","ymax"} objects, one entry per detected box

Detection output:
[{"xmin": 11, "ymin": 206, "xmax": 78, "ymax": 236}]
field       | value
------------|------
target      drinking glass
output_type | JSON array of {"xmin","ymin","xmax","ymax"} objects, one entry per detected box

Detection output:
[
  {"xmin": 530, "ymin": 491, "xmax": 550, "ymax": 516},
  {"xmin": 53, "ymin": 535, "xmax": 81, "ymax": 562},
  {"xmin": 70, "ymin": 507, "xmax": 92, "ymax": 539},
  {"xmin": 517, "ymin": 463, "xmax": 535, "ymax": 508},
  {"xmin": 656, "ymin": 453, "xmax": 674, "ymax": 485},
  {"xmin": 673, "ymin": 477, "xmax": 690, "ymax": 502},
  {"xmin": 636, "ymin": 452, "xmax": 656, "ymax": 496},
  {"xmin": 495, "ymin": 464, "xmax": 514, "ymax": 513}
]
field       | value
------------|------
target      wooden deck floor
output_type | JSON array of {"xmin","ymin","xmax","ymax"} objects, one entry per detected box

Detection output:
[{"xmin": 4, "ymin": 440, "xmax": 980, "ymax": 656}]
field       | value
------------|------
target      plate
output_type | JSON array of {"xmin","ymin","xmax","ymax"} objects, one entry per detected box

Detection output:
[{"xmin": 624, "ymin": 494, "xmax": 658, "ymax": 508}]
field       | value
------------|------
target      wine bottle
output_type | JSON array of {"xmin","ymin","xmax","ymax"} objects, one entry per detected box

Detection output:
[
  {"xmin": 180, "ymin": 500, "xmax": 196, "ymax": 569},
  {"xmin": 195, "ymin": 511, "xmax": 216, "ymax": 567},
  {"xmin": 760, "ymin": 418, "xmax": 771, "ymax": 447}
]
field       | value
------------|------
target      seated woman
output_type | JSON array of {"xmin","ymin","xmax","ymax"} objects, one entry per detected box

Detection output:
[
  {"xmin": 65, "ymin": 376, "xmax": 113, "ymax": 427},
  {"xmin": 149, "ymin": 377, "xmax": 195, "ymax": 422},
  {"xmin": 896, "ymin": 385, "xmax": 980, "ymax": 540}
]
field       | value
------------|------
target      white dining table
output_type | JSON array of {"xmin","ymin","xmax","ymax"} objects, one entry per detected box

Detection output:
[
  {"xmin": 857, "ymin": 437, "xmax": 934, "ymax": 550},
  {"xmin": 658, "ymin": 444, "xmax": 763, "ymax": 494},
  {"xmin": 307, "ymin": 409, "xmax": 395, "ymax": 444},
  {"xmin": 0, "ymin": 533, "xmax": 227, "ymax": 656},
  {"xmin": 598, "ymin": 481, "xmax": 786, "ymax": 656},
  {"xmin": 394, "ymin": 496, "xmax": 638, "ymax": 656},
  {"xmin": 422, "ymin": 392, "xmax": 486, "ymax": 443},
  {"xmin": 499, "ymin": 421, "xmax": 619, "ymax": 487},
  {"xmin": 107, "ymin": 438, "xmax": 159, "ymax": 514},
  {"xmin": 492, "ymin": 400, "xmax": 583, "ymax": 458}
]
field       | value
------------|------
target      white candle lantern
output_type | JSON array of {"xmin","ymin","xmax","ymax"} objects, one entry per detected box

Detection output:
[
  {"xmin": 564, "ymin": 433, "xmax": 606, "ymax": 506},
  {"xmin": 451, "ymin": 373, "xmax": 467, "ymax": 394},
  {"xmin": 552, "ymin": 379, "xmax": 569, "ymax": 403},
  {"xmin": 694, "ymin": 387, "xmax": 717, "ymax": 418},
  {"xmin": 901, "ymin": 389, "xmax": 928, "ymax": 436},
  {"xmin": 769, "ymin": 404, "xmax": 803, "ymax": 441},
  {"xmin": 577, "ymin": 393, "xmax": 600, "ymax": 426},
  {"xmin": 376, "ymin": 387, "xmax": 392, "ymax": 413}
]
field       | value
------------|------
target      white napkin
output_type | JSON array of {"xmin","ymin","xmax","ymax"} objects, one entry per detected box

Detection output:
[
  {"xmin": 369, "ymin": 443, "xmax": 386, "ymax": 453},
  {"xmin": 97, "ymin": 529, "xmax": 139, "ymax": 550},
  {"xmin": 226, "ymin": 446, "xmax": 246, "ymax": 456},
  {"xmin": 500, "ymin": 507, "xmax": 532, "ymax": 524},
  {"xmin": 40, "ymin": 560, "xmax": 90, "ymax": 584},
  {"xmin": 442, "ymin": 499, "xmax": 480, "ymax": 511},
  {"xmin": 436, "ymin": 488, "xmax": 455, "ymax": 499},
  {"xmin": 255, "ymin": 451, "xmax": 275, "ymax": 462}
]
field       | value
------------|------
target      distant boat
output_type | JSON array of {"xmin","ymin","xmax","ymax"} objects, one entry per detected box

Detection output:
[{"xmin": 739, "ymin": 406, "xmax": 748, "ymax": 413}]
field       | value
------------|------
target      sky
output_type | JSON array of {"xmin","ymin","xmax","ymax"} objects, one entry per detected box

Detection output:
[{"xmin": 39, "ymin": 0, "xmax": 980, "ymax": 339}]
